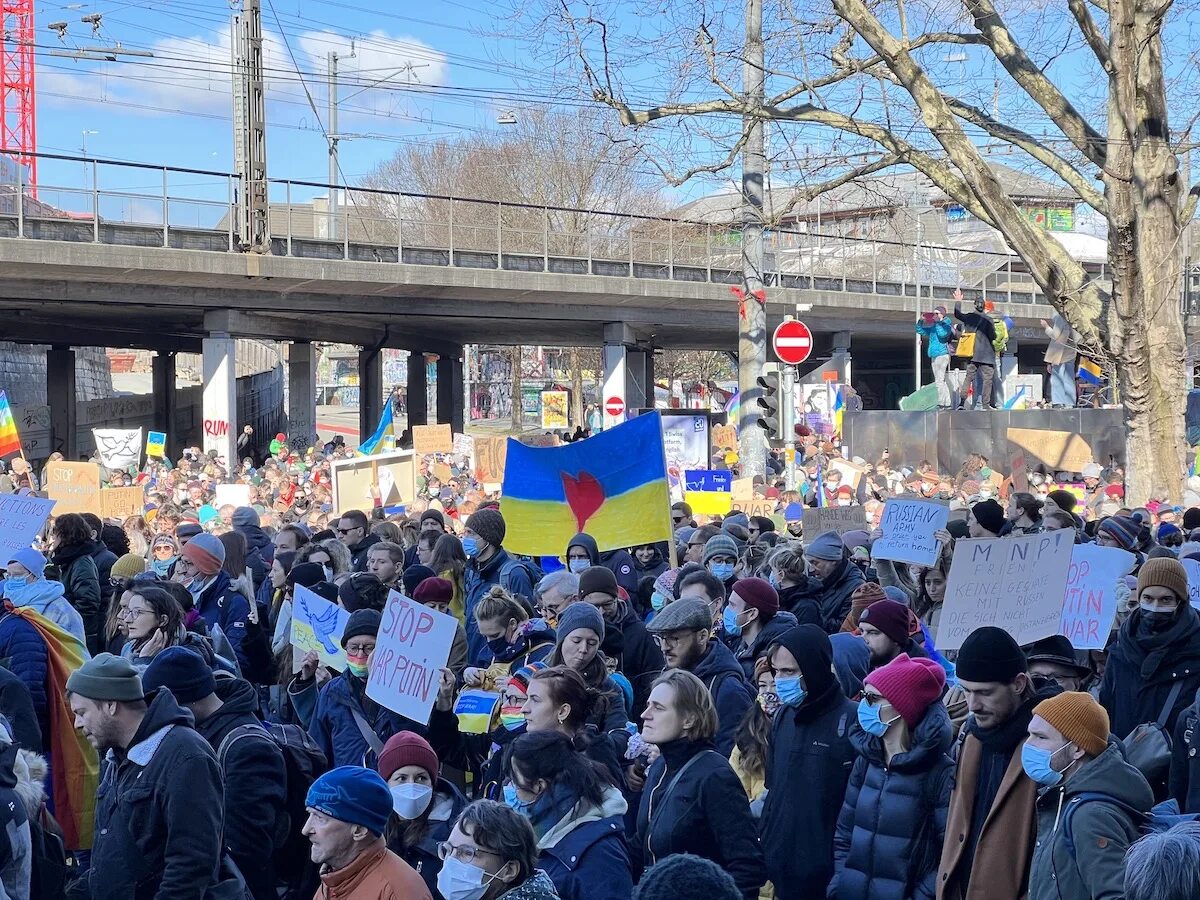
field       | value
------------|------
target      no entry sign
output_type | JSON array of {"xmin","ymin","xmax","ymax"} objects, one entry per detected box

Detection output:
[
  {"xmin": 605, "ymin": 396, "xmax": 625, "ymax": 417},
  {"xmin": 772, "ymin": 319, "xmax": 813, "ymax": 365}
]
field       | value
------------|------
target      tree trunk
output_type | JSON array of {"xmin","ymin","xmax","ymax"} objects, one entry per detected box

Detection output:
[
  {"xmin": 570, "ymin": 346, "xmax": 585, "ymax": 428},
  {"xmin": 510, "ymin": 346, "xmax": 524, "ymax": 433}
]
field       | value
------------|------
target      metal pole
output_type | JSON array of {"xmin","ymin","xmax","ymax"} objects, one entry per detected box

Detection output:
[
  {"xmin": 162, "ymin": 167, "xmax": 169, "ymax": 247},
  {"xmin": 327, "ymin": 50, "xmax": 338, "ymax": 241},
  {"xmin": 92, "ymin": 160, "xmax": 99, "ymax": 242},
  {"xmin": 913, "ymin": 200, "xmax": 922, "ymax": 391},
  {"xmin": 286, "ymin": 179, "xmax": 293, "ymax": 256},
  {"xmin": 15, "ymin": 161, "xmax": 23, "ymax": 239},
  {"xmin": 783, "ymin": 363, "xmax": 796, "ymax": 491}
]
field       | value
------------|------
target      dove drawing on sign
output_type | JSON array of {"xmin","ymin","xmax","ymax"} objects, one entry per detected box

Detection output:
[{"xmin": 299, "ymin": 593, "xmax": 341, "ymax": 654}]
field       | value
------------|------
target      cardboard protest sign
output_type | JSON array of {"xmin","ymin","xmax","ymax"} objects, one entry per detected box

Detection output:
[
  {"xmin": 412, "ymin": 424, "xmax": 453, "ymax": 455},
  {"xmin": 1059, "ymin": 544, "xmax": 1135, "ymax": 649},
  {"xmin": 214, "ymin": 483, "xmax": 251, "ymax": 509},
  {"xmin": 473, "ymin": 437, "xmax": 508, "ymax": 484},
  {"xmin": 1006, "ymin": 428, "xmax": 1095, "ymax": 474},
  {"xmin": 938, "ymin": 530, "xmax": 1075, "ymax": 649},
  {"xmin": 46, "ymin": 461, "xmax": 101, "ymax": 515},
  {"xmin": 731, "ymin": 477, "xmax": 755, "ymax": 501},
  {"xmin": 331, "ymin": 449, "xmax": 415, "ymax": 513},
  {"xmin": 517, "ymin": 433, "xmax": 561, "ymax": 448},
  {"xmin": 99, "ymin": 487, "xmax": 144, "ymax": 521},
  {"xmin": 291, "ymin": 584, "xmax": 351, "ymax": 672},
  {"xmin": 0, "ymin": 495, "xmax": 55, "ymax": 564},
  {"xmin": 146, "ymin": 431, "xmax": 167, "ymax": 458},
  {"xmin": 872, "ymin": 499, "xmax": 949, "ymax": 567},
  {"xmin": 367, "ymin": 589, "xmax": 458, "ymax": 725},
  {"xmin": 828, "ymin": 457, "xmax": 867, "ymax": 490},
  {"xmin": 802, "ymin": 505, "xmax": 866, "ymax": 537},
  {"xmin": 731, "ymin": 499, "xmax": 776, "ymax": 518},
  {"xmin": 1009, "ymin": 446, "xmax": 1029, "ymax": 493}
]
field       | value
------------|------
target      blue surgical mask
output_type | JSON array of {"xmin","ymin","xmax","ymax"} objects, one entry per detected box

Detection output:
[
  {"xmin": 1021, "ymin": 740, "xmax": 1071, "ymax": 786},
  {"xmin": 462, "ymin": 537, "xmax": 479, "ymax": 558},
  {"xmin": 710, "ymin": 562, "xmax": 735, "ymax": 581},
  {"xmin": 722, "ymin": 605, "xmax": 743, "ymax": 637},
  {"xmin": 775, "ymin": 675, "xmax": 806, "ymax": 707},
  {"xmin": 568, "ymin": 558, "xmax": 589, "ymax": 574},
  {"xmin": 768, "ymin": 572, "xmax": 780, "ymax": 588},
  {"xmin": 651, "ymin": 592, "xmax": 667, "ymax": 611},
  {"xmin": 857, "ymin": 698, "xmax": 900, "ymax": 737},
  {"xmin": 503, "ymin": 782, "xmax": 537, "ymax": 815},
  {"xmin": 488, "ymin": 635, "xmax": 515, "ymax": 657}
]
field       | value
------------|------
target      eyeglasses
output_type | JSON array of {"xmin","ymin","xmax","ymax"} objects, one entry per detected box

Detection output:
[
  {"xmin": 121, "ymin": 606, "xmax": 153, "ymax": 620},
  {"xmin": 153, "ymin": 545, "xmax": 175, "ymax": 555},
  {"xmin": 652, "ymin": 630, "xmax": 702, "ymax": 649},
  {"xmin": 437, "ymin": 841, "xmax": 496, "ymax": 864},
  {"xmin": 344, "ymin": 643, "xmax": 376, "ymax": 656}
]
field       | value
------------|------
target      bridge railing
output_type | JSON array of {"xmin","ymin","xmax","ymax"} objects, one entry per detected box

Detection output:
[{"xmin": 0, "ymin": 151, "xmax": 1073, "ymax": 307}]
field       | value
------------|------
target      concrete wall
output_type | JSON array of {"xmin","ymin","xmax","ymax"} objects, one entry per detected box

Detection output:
[{"xmin": 0, "ymin": 342, "xmax": 113, "ymax": 406}]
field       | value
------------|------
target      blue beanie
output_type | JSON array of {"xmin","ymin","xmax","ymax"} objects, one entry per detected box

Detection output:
[
  {"xmin": 784, "ymin": 502, "xmax": 805, "ymax": 523},
  {"xmin": 141, "ymin": 646, "xmax": 214, "ymax": 704},
  {"xmin": 805, "ymin": 530, "xmax": 845, "ymax": 561},
  {"xmin": 305, "ymin": 766, "xmax": 393, "ymax": 836}
]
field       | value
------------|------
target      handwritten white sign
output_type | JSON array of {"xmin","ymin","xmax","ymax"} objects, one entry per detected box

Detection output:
[
  {"xmin": 1059, "ymin": 543, "xmax": 1135, "ymax": 650},
  {"xmin": 872, "ymin": 500, "xmax": 949, "ymax": 567},
  {"xmin": 367, "ymin": 588, "xmax": 458, "ymax": 725},
  {"xmin": 0, "ymin": 495, "xmax": 55, "ymax": 565}
]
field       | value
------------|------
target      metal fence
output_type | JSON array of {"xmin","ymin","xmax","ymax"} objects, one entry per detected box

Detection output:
[{"xmin": 0, "ymin": 151, "xmax": 1068, "ymax": 305}]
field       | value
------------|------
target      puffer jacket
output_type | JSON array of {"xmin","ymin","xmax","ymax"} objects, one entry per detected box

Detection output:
[
  {"xmin": 828, "ymin": 703, "xmax": 955, "ymax": 900},
  {"xmin": 192, "ymin": 570, "xmax": 252, "ymax": 674},
  {"xmin": 690, "ymin": 639, "xmax": 753, "ymax": 756},
  {"xmin": 728, "ymin": 611, "xmax": 799, "ymax": 680},
  {"xmin": 1028, "ymin": 742, "xmax": 1152, "ymax": 900},
  {"xmin": 813, "ymin": 561, "xmax": 866, "ymax": 635},
  {"xmin": 497, "ymin": 871, "xmax": 561, "ymax": 900},
  {"xmin": 0, "ymin": 611, "xmax": 48, "ymax": 750},
  {"xmin": 916, "ymin": 318, "xmax": 955, "ymax": 359},
  {"xmin": 538, "ymin": 786, "xmax": 632, "ymax": 900},
  {"xmin": 1, "ymin": 577, "xmax": 86, "ymax": 644}
]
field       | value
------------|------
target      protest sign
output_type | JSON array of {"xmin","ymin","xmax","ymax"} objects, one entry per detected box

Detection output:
[
  {"xmin": 146, "ymin": 431, "xmax": 167, "ymax": 458},
  {"xmin": 453, "ymin": 690, "xmax": 502, "ymax": 735},
  {"xmin": 1184, "ymin": 558, "xmax": 1200, "ymax": 606},
  {"xmin": 433, "ymin": 462, "xmax": 453, "ymax": 483},
  {"xmin": 331, "ymin": 450, "xmax": 415, "ymax": 513},
  {"xmin": 473, "ymin": 437, "xmax": 508, "ymax": 484},
  {"xmin": 828, "ymin": 457, "xmax": 867, "ymax": 490},
  {"xmin": 412, "ymin": 424, "xmax": 453, "ymax": 455},
  {"xmin": 99, "ymin": 487, "xmax": 144, "ymax": 520},
  {"xmin": 45, "ymin": 461, "xmax": 101, "ymax": 515},
  {"xmin": 872, "ymin": 499, "xmax": 949, "ymax": 567},
  {"xmin": 731, "ymin": 499, "xmax": 776, "ymax": 518},
  {"xmin": 517, "ymin": 433, "xmax": 561, "ymax": 448},
  {"xmin": 367, "ymin": 589, "xmax": 458, "ymax": 725},
  {"xmin": 731, "ymin": 477, "xmax": 755, "ymax": 501},
  {"xmin": 92, "ymin": 428, "xmax": 142, "ymax": 470},
  {"xmin": 452, "ymin": 433, "xmax": 474, "ymax": 458},
  {"xmin": 1059, "ymin": 543, "xmax": 1136, "ymax": 649},
  {"xmin": 711, "ymin": 424, "xmax": 738, "ymax": 456},
  {"xmin": 290, "ymin": 584, "xmax": 351, "ymax": 672},
  {"xmin": 1006, "ymin": 428, "xmax": 1095, "ymax": 474},
  {"xmin": 214, "ymin": 483, "xmax": 251, "ymax": 509},
  {"xmin": 1010, "ymin": 446, "xmax": 1029, "ymax": 493},
  {"xmin": 683, "ymin": 470, "xmax": 732, "ymax": 493},
  {"xmin": 0, "ymin": 495, "xmax": 55, "ymax": 564},
  {"xmin": 685, "ymin": 491, "xmax": 733, "ymax": 516},
  {"xmin": 802, "ymin": 505, "xmax": 866, "ymax": 537},
  {"xmin": 938, "ymin": 529, "xmax": 1075, "ymax": 649},
  {"xmin": 540, "ymin": 391, "xmax": 568, "ymax": 430}
]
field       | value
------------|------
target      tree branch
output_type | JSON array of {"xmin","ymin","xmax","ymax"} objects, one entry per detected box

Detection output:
[
  {"xmin": 767, "ymin": 153, "xmax": 905, "ymax": 223},
  {"xmin": 1066, "ymin": 0, "xmax": 1113, "ymax": 73}
]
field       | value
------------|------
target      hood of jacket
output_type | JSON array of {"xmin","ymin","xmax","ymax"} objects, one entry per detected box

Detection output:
[
  {"xmin": 692, "ymin": 636, "xmax": 746, "ymax": 684},
  {"xmin": 775, "ymin": 623, "xmax": 848, "ymax": 722},
  {"xmin": 821, "ymin": 557, "xmax": 865, "ymax": 594},
  {"xmin": 12, "ymin": 748, "xmax": 46, "ymax": 819},
  {"xmin": 114, "ymin": 688, "xmax": 196, "ymax": 765},
  {"xmin": 849, "ymin": 696, "xmax": 953, "ymax": 773},
  {"xmin": 1038, "ymin": 740, "xmax": 1154, "ymax": 831},
  {"xmin": 237, "ymin": 524, "xmax": 273, "ymax": 556},
  {"xmin": 537, "ymin": 784, "xmax": 627, "ymax": 850},
  {"xmin": 3, "ymin": 576, "xmax": 66, "ymax": 610},
  {"xmin": 634, "ymin": 545, "xmax": 666, "ymax": 572},
  {"xmin": 209, "ymin": 676, "xmax": 261, "ymax": 720},
  {"xmin": 50, "ymin": 540, "xmax": 91, "ymax": 568},
  {"xmin": 745, "ymin": 610, "xmax": 799, "ymax": 659},
  {"xmin": 567, "ymin": 533, "xmax": 600, "ymax": 566}
]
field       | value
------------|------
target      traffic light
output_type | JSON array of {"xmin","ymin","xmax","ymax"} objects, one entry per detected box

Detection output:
[{"xmin": 756, "ymin": 370, "xmax": 782, "ymax": 441}]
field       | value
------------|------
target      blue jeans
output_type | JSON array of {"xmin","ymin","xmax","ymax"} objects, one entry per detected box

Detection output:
[{"xmin": 1050, "ymin": 361, "xmax": 1076, "ymax": 407}]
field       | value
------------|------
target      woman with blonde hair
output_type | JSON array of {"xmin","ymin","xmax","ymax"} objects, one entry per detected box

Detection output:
[{"xmin": 463, "ymin": 587, "xmax": 556, "ymax": 689}]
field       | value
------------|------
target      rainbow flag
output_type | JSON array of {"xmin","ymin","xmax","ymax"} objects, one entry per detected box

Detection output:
[
  {"xmin": 0, "ymin": 392, "xmax": 21, "ymax": 459},
  {"xmin": 1077, "ymin": 358, "xmax": 1102, "ymax": 385},
  {"xmin": 357, "ymin": 395, "xmax": 394, "ymax": 455},
  {"xmin": 501, "ymin": 411, "xmax": 672, "ymax": 556},
  {"xmin": 6, "ymin": 603, "xmax": 97, "ymax": 850}
]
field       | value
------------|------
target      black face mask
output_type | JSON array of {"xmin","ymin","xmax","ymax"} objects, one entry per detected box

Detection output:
[{"xmin": 1138, "ymin": 608, "xmax": 1176, "ymax": 635}]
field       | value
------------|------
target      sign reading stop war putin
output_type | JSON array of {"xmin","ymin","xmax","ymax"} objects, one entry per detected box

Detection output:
[
  {"xmin": 872, "ymin": 499, "xmax": 949, "ymax": 567},
  {"xmin": 366, "ymin": 589, "xmax": 457, "ymax": 726},
  {"xmin": 938, "ymin": 530, "xmax": 1075, "ymax": 650},
  {"xmin": 46, "ymin": 461, "xmax": 102, "ymax": 515}
]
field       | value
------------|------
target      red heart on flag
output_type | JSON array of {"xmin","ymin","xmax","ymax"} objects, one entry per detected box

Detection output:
[{"xmin": 561, "ymin": 471, "xmax": 605, "ymax": 534}]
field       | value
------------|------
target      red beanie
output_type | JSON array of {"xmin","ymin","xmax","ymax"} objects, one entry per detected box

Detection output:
[
  {"xmin": 412, "ymin": 577, "xmax": 453, "ymax": 606},
  {"xmin": 864, "ymin": 654, "xmax": 946, "ymax": 729},
  {"xmin": 858, "ymin": 599, "xmax": 913, "ymax": 647},
  {"xmin": 377, "ymin": 732, "xmax": 439, "ymax": 783},
  {"xmin": 732, "ymin": 577, "xmax": 778, "ymax": 616}
]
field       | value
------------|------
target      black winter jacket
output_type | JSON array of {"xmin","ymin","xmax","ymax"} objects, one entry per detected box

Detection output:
[
  {"xmin": 777, "ymin": 581, "xmax": 824, "ymax": 629},
  {"xmin": 235, "ymin": 524, "xmax": 274, "ymax": 593},
  {"xmin": 608, "ymin": 603, "xmax": 664, "ymax": 720},
  {"xmin": 634, "ymin": 738, "xmax": 765, "ymax": 900},
  {"xmin": 728, "ymin": 610, "xmax": 799, "ymax": 680},
  {"xmin": 813, "ymin": 560, "xmax": 865, "ymax": 634},
  {"xmin": 828, "ymin": 704, "xmax": 955, "ymax": 900},
  {"xmin": 689, "ymin": 639, "xmax": 753, "ymax": 756}
]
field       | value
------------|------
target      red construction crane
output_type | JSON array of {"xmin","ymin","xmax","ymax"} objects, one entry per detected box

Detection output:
[{"xmin": 0, "ymin": 0, "xmax": 36, "ymax": 189}]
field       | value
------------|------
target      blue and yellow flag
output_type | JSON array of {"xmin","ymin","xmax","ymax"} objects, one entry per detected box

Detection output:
[
  {"xmin": 833, "ymin": 385, "xmax": 845, "ymax": 439},
  {"xmin": 1077, "ymin": 358, "xmax": 1102, "ymax": 385},
  {"xmin": 358, "ymin": 396, "xmax": 394, "ymax": 455},
  {"xmin": 501, "ymin": 412, "xmax": 672, "ymax": 556}
]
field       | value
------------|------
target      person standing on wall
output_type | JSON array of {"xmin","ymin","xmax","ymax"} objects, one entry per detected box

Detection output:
[{"xmin": 916, "ymin": 305, "xmax": 956, "ymax": 410}]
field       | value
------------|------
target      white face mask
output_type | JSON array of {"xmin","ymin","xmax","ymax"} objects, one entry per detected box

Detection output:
[
  {"xmin": 836, "ymin": 499, "xmax": 851, "ymax": 507},
  {"xmin": 321, "ymin": 564, "xmax": 333, "ymax": 581},
  {"xmin": 436, "ymin": 856, "xmax": 500, "ymax": 900},
  {"xmin": 390, "ymin": 783, "xmax": 433, "ymax": 820}
]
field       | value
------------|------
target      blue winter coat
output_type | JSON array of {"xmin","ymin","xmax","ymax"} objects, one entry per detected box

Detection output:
[
  {"xmin": 538, "ymin": 787, "xmax": 632, "ymax": 900},
  {"xmin": 463, "ymin": 548, "xmax": 535, "ymax": 665},
  {"xmin": 299, "ymin": 669, "xmax": 428, "ymax": 769},
  {"xmin": 0, "ymin": 611, "xmax": 48, "ymax": 747},
  {"xmin": 193, "ymin": 570, "xmax": 252, "ymax": 673},
  {"xmin": 915, "ymin": 319, "xmax": 954, "ymax": 359},
  {"xmin": 690, "ymin": 639, "xmax": 753, "ymax": 757},
  {"xmin": 828, "ymin": 703, "xmax": 955, "ymax": 900}
]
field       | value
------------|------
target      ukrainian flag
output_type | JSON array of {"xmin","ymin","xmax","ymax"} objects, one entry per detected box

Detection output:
[
  {"xmin": 358, "ymin": 396, "xmax": 394, "ymax": 455},
  {"xmin": 501, "ymin": 412, "xmax": 673, "ymax": 556},
  {"xmin": 833, "ymin": 385, "xmax": 845, "ymax": 439},
  {"xmin": 1077, "ymin": 358, "xmax": 1102, "ymax": 385}
]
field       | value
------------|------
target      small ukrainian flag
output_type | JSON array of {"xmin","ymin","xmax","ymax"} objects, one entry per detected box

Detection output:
[{"xmin": 1077, "ymin": 358, "xmax": 1102, "ymax": 385}]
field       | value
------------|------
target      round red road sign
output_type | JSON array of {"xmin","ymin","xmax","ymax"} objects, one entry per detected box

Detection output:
[
  {"xmin": 772, "ymin": 319, "xmax": 813, "ymax": 365},
  {"xmin": 605, "ymin": 396, "xmax": 625, "ymax": 417}
]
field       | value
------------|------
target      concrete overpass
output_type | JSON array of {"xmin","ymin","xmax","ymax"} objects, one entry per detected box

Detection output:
[{"xmin": 0, "ymin": 152, "xmax": 1060, "ymax": 461}]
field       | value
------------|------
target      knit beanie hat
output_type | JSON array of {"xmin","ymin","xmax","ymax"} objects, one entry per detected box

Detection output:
[
  {"xmin": 805, "ymin": 530, "xmax": 845, "ymax": 561},
  {"xmin": 507, "ymin": 660, "xmax": 548, "ymax": 697},
  {"xmin": 956, "ymin": 626, "xmax": 1027, "ymax": 683},
  {"xmin": 288, "ymin": 562, "xmax": 326, "ymax": 589},
  {"xmin": 1047, "ymin": 490, "xmax": 1077, "ymax": 514},
  {"xmin": 305, "ymin": 766, "xmax": 393, "ymax": 836},
  {"xmin": 732, "ymin": 577, "xmax": 778, "ymax": 617},
  {"xmin": 420, "ymin": 509, "xmax": 446, "ymax": 530},
  {"xmin": 340, "ymin": 609, "xmax": 381, "ymax": 649},
  {"xmin": 1098, "ymin": 515, "xmax": 1141, "ymax": 552},
  {"xmin": 181, "ymin": 532, "xmax": 225, "ymax": 576},
  {"xmin": 66, "ymin": 652, "xmax": 144, "ymax": 702},
  {"xmin": 578, "ymin": 566, "xmax": 618, "ymax": 598},
  {"xmin": 556, "ymin": 601, "xmax": 605, "ymax": 643},
  {"xmin": 653, "ymin": 568, "xmax": 680, "ymax": 601},
  {"xmin": 841, "ymin": 582, "xmax": 886, "ymax": 633},
  {"xmin": 377, "ymin": 731, "xmax": 439, "ymax": 782},
  {"xmin": 110, "ymin": 553, "xmax": 146, "ymax": 580},
  {"xmin": 702, "ymin": 534, "xmax": 739, "ymax": 566},
  {"xmin": 1137, "ymin": 556, "xmax": 1189, "ymax": 604},
  {"xmin": 863, "ymin": 654, "xmax": 946, "ymax": 729},
  {"xmin": 1158, "ymin": 522, "xmax": 1182, "ymax": 542},
  {"xmin": 231, "ymin": 506, "xmax": 260, "ymax": 528},
  {"xmin": 1184, "ymin": 507, "xmax": 1200, "ymax": 532},
  {"xmin": 635, "ymin": 853, "xmax": 741, "ymax": 900},
  {"xmin": 971, "ymin": 499, "xmax": 1006, "ymax": 536},
  {"xmin": 412, "ymin": 577, "xmax": 453, "ymax": 606},
  {"xmin": 858, "ymin": 599, "xmax": 913, "ymax": 647},
  {"xmin": 175, "ymin": 522, "xmax": 203, "ymax": 541},
  {"xmin": 401, "ymin": 565, "xmax": 436, "ymax": 598},
  {"xmin": 142, "ymin": 646, "xmax": 215, "ymax": 704},
  {"xmin": 465, "ymin": 508, "xmax": 505, "ymax": 548},
  {"xmin": 1033, "ymin": 691, "xmax": 1110, "ymax": 757}
]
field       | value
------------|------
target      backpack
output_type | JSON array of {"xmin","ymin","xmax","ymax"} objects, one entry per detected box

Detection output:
[
  {"xmin": 500, "ymin": 557, "xmax": 543, "ymax": 603},
  {"xmin": 1061, "ymin": 793, "xmax": 1198, "ymax": 860},
  {"xmin": 992, "ymin": 317, "xmax": 1009, "ymax": 354},
  {"xmin": 216, "ymin": 721, "xmax": 328, "ymax": 889},
  {"xmin": 29, "ymin": 804, "xmax": 67, "ymax": 900}
]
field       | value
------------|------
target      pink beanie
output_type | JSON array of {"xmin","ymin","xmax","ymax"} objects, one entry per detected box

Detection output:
[{"xmin": 863, "ymin": 654, "xmax": 946, "ymax": 729}]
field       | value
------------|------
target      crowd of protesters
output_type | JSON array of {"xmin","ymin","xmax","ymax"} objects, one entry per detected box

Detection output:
[{"xmin": 4, "ymin": 425, "xmax": 1200, "ymax": 899}]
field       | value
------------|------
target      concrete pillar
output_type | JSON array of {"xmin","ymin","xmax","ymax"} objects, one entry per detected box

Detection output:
[
  {"xmin": 202, "ymin": 334, "xmax": 238, "ymax": 465},
  {"xmin": 46, "ymin": 345, "xmax": 77, "ymax": 460},
  {"xmin": 288, "ymin": 342, "xmax": 318, "ymax": 452},
  {"xmin": 436, "ymin": 353, "xmax": 465, "ymax": 432},
  {"xmin": 407, "ymin": 352, "xmax": 428, "ymax": 429},
  {"xmin": 602, "ymin": 322, "xmax": 658, "ymax": 428},
  {"xmin": 358, "ymin": 347, "xmax": 383, "ymax": 443},
  {"xmin": 151, "ymin": 351, "xmax": 177, "ymax": 455},
  {"xmin": 832, "ymin": 331, "xmax": 852, "ymax": 386}
]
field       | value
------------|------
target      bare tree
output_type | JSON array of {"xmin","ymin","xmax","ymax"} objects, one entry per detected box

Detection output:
[{"xmin": 526, "ymin": 0, "xmax": 1199, "ymax": 502}]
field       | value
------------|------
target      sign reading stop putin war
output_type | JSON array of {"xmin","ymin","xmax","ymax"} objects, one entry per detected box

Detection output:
[{"xmin": 367, "ymin": 589, "xmax": 458, "ymax": 726}]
